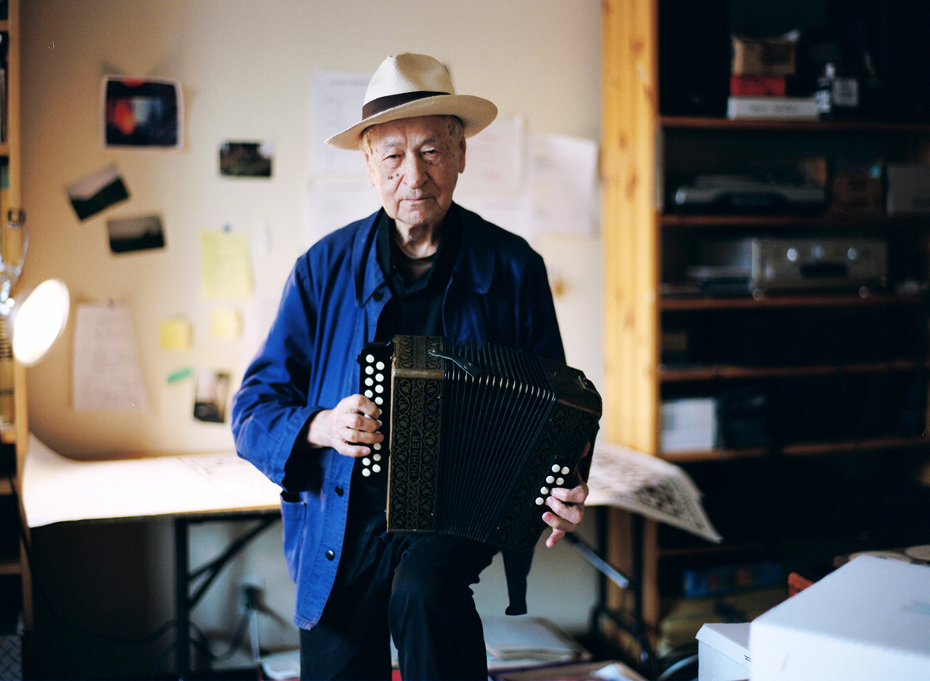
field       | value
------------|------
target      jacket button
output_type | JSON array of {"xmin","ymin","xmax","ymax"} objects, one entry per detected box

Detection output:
[
  {"xmin": 335, "ymin": 486, "xmax": 344, "ymax": 496},
  {"xmin": 325, "ymin": 550, "xmax": 335, "ymax": 560},
  {"xmin": 372, "ymin": 289, "xmax": 383, "ymax": 301}
]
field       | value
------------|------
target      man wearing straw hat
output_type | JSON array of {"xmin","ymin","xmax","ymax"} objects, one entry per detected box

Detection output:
[{"xmin": 232, "ymin": 53, "xmax": 590, "ymax": 680}]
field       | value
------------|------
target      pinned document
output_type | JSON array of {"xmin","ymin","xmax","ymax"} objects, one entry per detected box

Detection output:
[{"xmin": 72, "ymin": 303, "xmax": 149, "ymax": 411}]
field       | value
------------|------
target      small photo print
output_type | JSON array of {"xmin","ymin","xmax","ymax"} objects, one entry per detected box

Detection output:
[
  {"xmin": 67, "ymin": 165, "xmax": 130, "ymax": 221},
  {"xmin": 193, "ymin": 370, "xmax": 231, "ymax": 424},
  {"xmin": 107, "ymin": 214, "xmax": 166, "ymax": 254},
  {"xmin": 219, "ymin": 141, "xmax": 274, "ymax": 178},
  {"xmin": 103, "ymin": 76, "xmax": 183, "ymax": 148}
]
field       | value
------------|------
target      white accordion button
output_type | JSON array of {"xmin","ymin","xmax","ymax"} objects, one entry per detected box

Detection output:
[
  {"xmin": 373, "ymin": 443, "xmax": 381, "ymax": 451},
  {"xmin": 362, "ymin": 468, "xmax": 371, "ymax": 477},
  {"xmin": 556, "ymin": 478, "xmax": 564, "ymax": 486},
  {"xmin": 546, "ymin": 475, "xmax": 555, "ymax": 484},
  {"xmin": 561, "ymin": 466, "xmax": 570, "ymax": 475},
  {"xmin": 551, "ymin": 464, "xmax": 560, "ymax": 473},
  {"xmin": 365, "ymin": 377, "xmax": 373, "ymax": 387},
  {"xmin": 376, "ymin": 361, "xmax": 385, "ymax": 370},
  {"xmin": 372, "ymin": 464, "xmax": 381, "ymax": 473},
  {"xmin": 375, "ymin": 373, "xmax": 384, "ymax": 382},
  {"xmin": 366, "ymin": 366, "xmax": 374, "ymax": 375},
  {"xmin": 540, "ymin": 487, "xmax": 549, "ymax": 495},
  {"xmin": 362, "ymin": 457, "xmax": 370, "ymax": 466},
  {"xmin": 373, "ymin": 453, "xmax": 381, "ymax": 461},
  {"xmin": 535, "ymin": 497, "xmax": 545, "ymax": 505},
  {"xmin": 364, "ymin": 390, "xmax": 373, "ymax": 398},
  {"xmin": 375, "ymin": 385, "xmax": 384, "ymax": 394},
  {"xmin": 375, "ymin": 396, "xmax": 383, "ymax": 405},
  {"xmin": 366, "ymin": 354, "xmax": 375, "ymax": 363}
]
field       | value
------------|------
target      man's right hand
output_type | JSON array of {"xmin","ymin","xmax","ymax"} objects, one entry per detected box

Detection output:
[{"xmin": 306, "ymin": 394, "xmax": 383, "ymax": 458}]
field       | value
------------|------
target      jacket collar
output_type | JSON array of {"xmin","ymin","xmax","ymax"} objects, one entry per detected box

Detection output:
[{"xmin": 353, "ymin": 203, "xmax": 494, "ymax": 306}]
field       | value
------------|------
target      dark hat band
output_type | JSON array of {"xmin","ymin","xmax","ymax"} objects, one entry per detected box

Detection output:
[{"xmin": 362, "ymin": 91, "xmax": 449, "ymax": 119}]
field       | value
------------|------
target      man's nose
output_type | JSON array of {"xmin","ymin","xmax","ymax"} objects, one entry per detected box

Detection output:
[{"xmin": 401, "ymin": 155, "xmax": 428, "ymax": 186}]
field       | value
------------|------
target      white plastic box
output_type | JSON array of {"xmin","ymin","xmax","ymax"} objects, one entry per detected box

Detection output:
[
  {"xmin": 750, "ymin": 555, "xmax": 930, "ymax": 681},
  {"xmin": 696, "ymin": 622, "xmax": 750, "ymax": 681},
  {"xmin": 660, "ymin": 398, "xmax": 716, "ymax": 453}
]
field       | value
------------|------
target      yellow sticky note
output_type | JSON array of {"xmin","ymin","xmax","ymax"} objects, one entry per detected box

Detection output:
[
  {"xmin": 200, "ymin": 230, "xmax": 254, "ymax": 300},
  {"xmin": 161, "ymin": 318, "xmax": 192, "ymax": 350},
  {"xmin": 211, "ymin": 308, "xmax": 242, "ymax": 339}
]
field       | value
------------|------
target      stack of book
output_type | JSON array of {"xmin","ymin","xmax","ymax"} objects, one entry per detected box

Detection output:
[{"xmin": 728, "ymin": 32, "xmax": 819, "ymax": 120}]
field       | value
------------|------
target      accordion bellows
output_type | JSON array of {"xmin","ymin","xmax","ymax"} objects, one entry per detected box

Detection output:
[{"xmin": 358, "ymin": 335, "xmax": 601, "ymax": 555}]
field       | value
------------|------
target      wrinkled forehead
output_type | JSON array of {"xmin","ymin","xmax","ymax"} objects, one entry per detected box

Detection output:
[{"xmin": 363, "ymin": 115, "xmax": 462, "ymax": 150}]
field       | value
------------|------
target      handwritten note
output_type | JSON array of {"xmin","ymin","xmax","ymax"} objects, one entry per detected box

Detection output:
[
  {"xmin": 199, "ymin": 230, "xmax": 254, "ymax": 300},
  {"xmin": 72, "ymin": 303, "xmax": 149, "ymax": 411}
]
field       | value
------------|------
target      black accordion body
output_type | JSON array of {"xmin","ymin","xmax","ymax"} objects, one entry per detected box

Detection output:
[{"xmin": 357, "ymin": 335, "xmax": 601, "ymax": 555}]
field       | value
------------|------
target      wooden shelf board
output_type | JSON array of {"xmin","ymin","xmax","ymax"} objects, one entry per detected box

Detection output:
[
  {"xmin": 660, "ymin": 292, "xmax": 922, "ymax": 311},
  {"xmin": 0, "ymin": 558, "xmax": 21, "ymax": 576},
  {"xmin": 660, "ymin": 436, "xmax": 930, "ymax": 462},
  {"xmin": 657, "ymin": 542, "xmax": 767, "ymax": 559},
  {"xmin": 659, "ymin": 359, "xmax": 925, "ymax": 382},
  {"xmin": 660, "ymin": 213, "xmax": 929, "ymax": 228},
  {"xmin": 661, "ymin": 115, "xmax": 930, "ymax": 133}
]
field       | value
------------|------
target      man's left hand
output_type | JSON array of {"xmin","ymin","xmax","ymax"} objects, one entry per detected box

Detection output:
[{"xmin": 542, "ymin": 480, "xmax": 589, "ymax": 548}]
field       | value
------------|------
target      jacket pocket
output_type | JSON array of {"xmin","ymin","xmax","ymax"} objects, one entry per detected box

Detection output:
[{"xmin": 280, "ymin": 493, "xmax": 306, "ymax": 583}]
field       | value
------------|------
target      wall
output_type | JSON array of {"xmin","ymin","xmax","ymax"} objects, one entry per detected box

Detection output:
[{"xmin": 19, "ymin": 1, "xmax": 603, "ymax": 677}]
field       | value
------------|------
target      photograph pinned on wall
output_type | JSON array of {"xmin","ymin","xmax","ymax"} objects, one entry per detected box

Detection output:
[
  {"xmin": 66, "ymin": 165, "xmax": 130, "ymax": 221},
  {"xmin": 193, "ymin": 370, "xmax": 231, "ymax": 424},
  {"xmin": 106, "ymin": 214, "xmax": 166, "ymax": 254},
  {"xmin": 102, "ymin": 76, "xmax": 183, "ymax": 149},
  {"xmin": 219, "ymin": 141, "xmax": 274, "ymax": 178}
]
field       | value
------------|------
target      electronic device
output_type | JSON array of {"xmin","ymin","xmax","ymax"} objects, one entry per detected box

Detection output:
[
  {"xmin": 689, "ymin": 237, "xmax": 887, "ymax": 295},
  {"xmin": 672, "ymin": 175, "xmax": 826, "ymax": 214}
]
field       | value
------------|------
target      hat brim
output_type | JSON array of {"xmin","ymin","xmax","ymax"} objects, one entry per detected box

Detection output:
[{"xmin": 325, "ymin": 94, "xmax": 498, "ymax": 151}]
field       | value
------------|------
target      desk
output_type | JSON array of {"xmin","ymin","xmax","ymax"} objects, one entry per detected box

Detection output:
[{"xmin": 21, "ymin": 435, "xmax": 283, "ymax": 679}]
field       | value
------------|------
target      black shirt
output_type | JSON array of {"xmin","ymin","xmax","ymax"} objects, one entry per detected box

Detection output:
[{"xmin": 343, "ymin": 208, "xmax": 463, "ymax": 579}]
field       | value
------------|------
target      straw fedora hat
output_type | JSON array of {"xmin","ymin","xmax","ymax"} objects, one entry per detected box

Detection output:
[{"xmin": 325, "ymin": 53, "xmax": 498, "ymax": 151}]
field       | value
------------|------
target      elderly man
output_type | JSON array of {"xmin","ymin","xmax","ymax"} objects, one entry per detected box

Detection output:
[{"xmin": 232, "ymin": 53, "xmax": 590, "ymax": 681}]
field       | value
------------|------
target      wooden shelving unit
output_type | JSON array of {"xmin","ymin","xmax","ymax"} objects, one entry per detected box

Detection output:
[
  {"xmin": 0, "ymin": 1, "xmax": 32, "ymax": 675},
  {"xmin": 601, "ymin": 0, "xmax": 930, "ymax": 673}
]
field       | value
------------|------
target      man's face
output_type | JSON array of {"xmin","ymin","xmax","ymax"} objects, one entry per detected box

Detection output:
[{"xmin": 363, "ymin": 115, "xmax": 466, "ymax": 235}]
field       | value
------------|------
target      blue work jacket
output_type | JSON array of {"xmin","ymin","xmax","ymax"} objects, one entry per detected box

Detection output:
[{"xmin": 231, "ymin": 203, "xmax": 564, "ymax": 629}]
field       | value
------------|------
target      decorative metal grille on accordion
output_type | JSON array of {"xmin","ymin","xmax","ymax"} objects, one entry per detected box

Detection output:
[{"xmin": 358, "ymin": 335, "xmax": 601, "ymax": 555}]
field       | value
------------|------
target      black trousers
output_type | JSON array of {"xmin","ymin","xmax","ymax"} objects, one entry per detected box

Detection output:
[{"xmin": 300, "ymin": 529, "xmax": 498, "ymax": 681}]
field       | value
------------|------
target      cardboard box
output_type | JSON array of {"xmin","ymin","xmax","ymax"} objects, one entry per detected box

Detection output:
[
  {"xmin": 696, "ymin": 623, "xmax": 750, "ymax": 681},
  {"xmin": 750, "ymin": 556, "xmax": 930, "ymax": 680},
  {"xmin": 886, "ymin": 164, "xmax": 930, "ymax": 215},
  {"xmin": 730, "ymin": 75, "xmax": 786, "ymax": 97},
  {"xmin": 830, "ymin": 173, "xmax": 884, "ymax": 214},
  {"xmin": 731, "ymin": 36, "xmax": 797, "ymax": 76}
]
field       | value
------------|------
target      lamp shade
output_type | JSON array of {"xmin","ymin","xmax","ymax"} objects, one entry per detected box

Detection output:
[{"xmin": 10, "ymin": 278, "xmax": 70, "ymax": 366}]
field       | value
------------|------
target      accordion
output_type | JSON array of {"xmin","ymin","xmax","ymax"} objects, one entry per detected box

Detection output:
[{"xmin": 357, "ymin": 335, "xmax": 601, "ymax": 555}]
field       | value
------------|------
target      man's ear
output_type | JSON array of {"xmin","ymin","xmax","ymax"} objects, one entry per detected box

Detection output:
[
  {"xmin": 363, "ymin": 152, "xmax": 376, "ymax": 187},
  {"xmin": 458, "ymin": 136, "xmax": 467, "ymax": 174}
]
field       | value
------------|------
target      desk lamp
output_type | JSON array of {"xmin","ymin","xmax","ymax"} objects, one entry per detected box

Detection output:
[{"xmin": 0, "ymin": 210, "xmax": 70, "ymax": 366}]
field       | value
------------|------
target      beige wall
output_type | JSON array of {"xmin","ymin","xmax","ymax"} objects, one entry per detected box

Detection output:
[
  {"xmin": 21, "ymin": 0, "xmax": 602, "ymax": 457},
  {"xmin": 20, "ymin": 1, "xmax": 604, "ymax": 675}
]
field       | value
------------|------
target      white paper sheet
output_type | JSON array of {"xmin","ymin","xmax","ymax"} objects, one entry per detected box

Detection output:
[
  {"xmin": 72, "ymin": 302, "xmax": 149, "ymax": 411},
  {"xmin": 586, "ymin": 440, "xmax": 722, "ymax": 543},
  {"xmin": 308, "ymin": 71, "xmax": 371, "ymax": 175},
  {"xmin": 305, "ymin": 176, "xmax": 382, "ymax": 245},
  {"xmin": 527, "ymin": 133, "xmax": 599, "ymax": 237},
  {"xmin": 22, "ymin": 434, "xmax": 281, "ymax": 528}
]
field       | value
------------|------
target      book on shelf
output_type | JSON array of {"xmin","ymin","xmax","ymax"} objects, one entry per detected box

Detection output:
[{"xmin": 727, "ymin": 95, "xmax": 819, "ymax": 120}]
